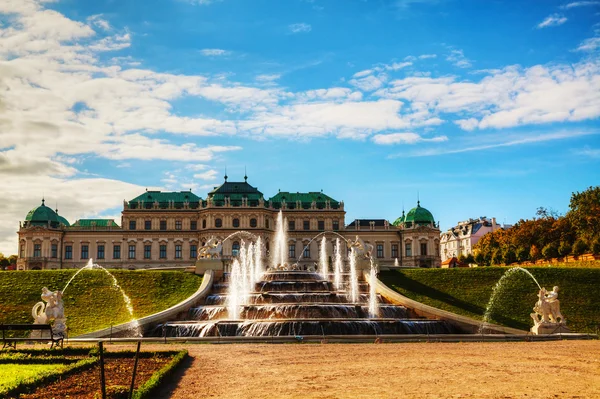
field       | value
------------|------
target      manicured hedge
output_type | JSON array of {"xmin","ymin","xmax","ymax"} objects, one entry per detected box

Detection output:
[
  {"xmin": 133, "ymin": 349, "xmax": 188, "ymax": 399},
  {"xmin": 0, "ymin": 270, "xmax": 202, "ymax": 336},
  {"xmin": 379, "ymin": 267, "xmax": 600, "ymax": 333}
]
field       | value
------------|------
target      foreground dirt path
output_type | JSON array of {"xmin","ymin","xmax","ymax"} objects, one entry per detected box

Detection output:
[{"xmin": 127, "ymin": 341, "xmax": 600, "ymax": 399}]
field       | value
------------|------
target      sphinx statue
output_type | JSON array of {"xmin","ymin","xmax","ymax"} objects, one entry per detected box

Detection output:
[{"xmin": 530, "ymin": 286, "xmax": 569, "ymax": 334}]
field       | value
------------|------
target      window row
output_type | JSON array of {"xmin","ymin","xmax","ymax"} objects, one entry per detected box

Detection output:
[
  {"xmin": 62, "ymin": 244, "xmax": 197, "ymax": 260},
  {"xmin": 129, "ymin": 220, "xmax": 197, "ymax": 231},
  {"xmin": 287, "ymin": 220, "xmax": 339, "ymax": 231}
]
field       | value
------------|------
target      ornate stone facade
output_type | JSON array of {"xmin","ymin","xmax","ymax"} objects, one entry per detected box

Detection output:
[{"xmin": 17, "ymin": 178, "xmax": 441, "ymax": 270}]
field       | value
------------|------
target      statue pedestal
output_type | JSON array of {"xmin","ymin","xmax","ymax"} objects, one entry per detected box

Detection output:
[
  {"xmin": 531, "ymin": 323, "xmax": 571, "ymax": 335},
  {"xmin": 195, "ymin": 258, "xmax": 224, "ymax": 279}
]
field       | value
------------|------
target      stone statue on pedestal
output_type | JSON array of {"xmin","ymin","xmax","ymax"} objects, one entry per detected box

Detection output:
[
  {"xmin": 347, "ymin": 236, "xmax": 374, "ymax": 259},
  {"xmin": 530, "ymin": 286, "xmax": 570, "ymax": 335},
  {"xmin": 31, "ymin": 287, "xmax": 67, "ymax": 338},
  {"xmin": 198, "ymin": 237, "xmax": 222, "ymax": 259}
]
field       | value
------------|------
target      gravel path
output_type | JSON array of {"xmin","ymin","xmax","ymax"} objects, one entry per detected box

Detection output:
[{"xmin": 132, "ymin": 340, "xmax": 600, "ymax": 399}]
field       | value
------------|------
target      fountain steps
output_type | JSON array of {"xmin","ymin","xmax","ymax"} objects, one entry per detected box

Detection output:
[
  {"xmin": 204, "ymin": 293, "xmax": 380, "ymax": 305},
  {"xmin": 162, "ymin": 319, "xmax": 452, "ymax": 337}
]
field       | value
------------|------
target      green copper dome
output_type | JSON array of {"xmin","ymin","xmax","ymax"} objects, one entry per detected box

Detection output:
[
  {"xmin": 55, "ymin": 209, "xmax": 70, "ymax": 227},
  {"xmin": 25, "ymin": 199, "xmax": 60, "ymax": 227},
  {"xmin": 394, "ymin": 201, "xmax": 435, "ymax": 227}
]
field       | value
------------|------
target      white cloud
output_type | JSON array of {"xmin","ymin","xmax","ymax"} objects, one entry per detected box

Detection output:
[
  {"xmin": 372, "ymin": 132, "xmax": 448, "ymax": 145},
  {"xmin": 575, "ymin": 36, "xmax": 600, "ymax": 52},
  {"xmin": 89, "ymin": 33, "xmax": 131, "ymax": 51},
  {"xmin": 349, "ymin": 74, "xmax": 388, "ymax": 91},
  {"xmin": 575, "ymin": 146, "xmax": 600, "ymax": 158},
  {"xmin": 537, "ymin": 14, "xmax": 568, "ymax": 29},
  {"xmin": 200, "ymin": 48, "xmax": 231, "ymax": 56},
  {"xmin": 256, "ymin": 74, "xmax": 281, "ymax": 82},
  {"xmin": 87, "ymin": 14, "xmax": 110, "ymax": 31},
  {"xmin": 446, "ymin": 49, "xmax": 472, "ymax": 68},
  {"xmin": 288, "ymin": 23, "xmax": 312, "ymax": 34},
  {"xmin": 418, "ymin": 54, "xmax": 437, "ymax": 59},
  {"xmin": 561, "ymin": 1, "xmax": 600, "ymax": 9},
  {"xmin": 193, "ymin": 169, "xmax": 219, "ymax": 180},
  {"xmin": 395, "ymin": 130, "xmax": 599, "ymax": 157}
]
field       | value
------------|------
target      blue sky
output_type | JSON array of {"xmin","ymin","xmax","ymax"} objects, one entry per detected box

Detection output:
[{"xmin": 0, "ymin": 0, "xmax": 599, "ymax": 253}]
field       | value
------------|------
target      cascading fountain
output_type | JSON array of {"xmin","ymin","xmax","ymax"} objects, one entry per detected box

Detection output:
[
  {"xmin": 368, "ymin": 257, "xmax": 379, "ymax": 318},
  {"xmin": 319, "ymin": 236, "xmax": 328, "ymax": 277},
  {"xmin": 348, "ymin": 248, "xmax": 359, "ymax": 303},
  {"xmin": 333, "ymin": 238, "xmax": 343, "ymax": 291},
  {"xmin": 160, "ymin": 211, "xmax": 455, "ymax": 337}
]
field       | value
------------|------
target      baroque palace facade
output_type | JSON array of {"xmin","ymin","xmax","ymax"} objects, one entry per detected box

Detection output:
[{"xmin": 16, "ymin": 176, "xmax": 441, "ymax": 270}]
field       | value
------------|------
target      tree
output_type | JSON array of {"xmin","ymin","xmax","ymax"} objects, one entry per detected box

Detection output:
[
  {"xmin": 7, "ymin": 255, "xmax": 17, "ymax": 265},
  {"xmin": 558, "ymin": 241, "xmax": 572, "ymax": 257},
  {"xmin": 492, "ymin": 250, "xmax": 503, "ymax": 265},
  {"xmin": 464, "ymin": 253, "xmax": 475, "ymax": 264},
  {"xmin": 542, "ymin": 242, "xmax": 559, "ymax": 260},
  {"xmin": 503, "ymin": 247, "xmax": 517, "ymax": 265},
  {"xmin": 568, "ymin": 186, "xmax": 600, "ymax": 244},
  {"xmin": 457, "ymin": 254, "xmax": 467, "ymax": 264},
  {"xmin": 516, "ymin": 247, "xmax": 529, "ymax": 263},
  {"xmin": 474, "ymin": 252, "xmax": 485, "ymax": 266},
  {"xmin": 592, "ymin": 239, "xmax": 600, "ymax": 256},
  {"xmin": 572, "ymin": 239, "xmax": 589, "ymax": 256},
  {"xmin": 0, "ymin": 258, "xmax": 8, "ymax": 270}
]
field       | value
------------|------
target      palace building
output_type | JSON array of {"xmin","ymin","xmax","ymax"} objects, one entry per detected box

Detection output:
[{"xmin": 16, "ymin": 176, "xmax": 441, "ymax": 270}]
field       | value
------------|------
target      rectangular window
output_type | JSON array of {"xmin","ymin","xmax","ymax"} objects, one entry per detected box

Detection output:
[
  {"xmin": 175, "ymin": 245, "xmax": 182, "ymax": 259},
  {"xmin": 144, "ymin": 220, "xmax": 152, "ymax": 230},
  {"xmin": 51, "ymin": 244, "xmax": 58, "ymax": 258},
  {"xmin": 289, "ymin": 243, "xmax": 296, "ymax": 259},
  {"xmin": 20, "ymin": 244, "xmax": 25, "ymax": 258},
  {"xmin": 391, "ymin": 244, "xmax": 398, "ymax": 258},
  {"xmin": 65, "ymin": 245, "xmax": 72, "ymax": 260},
  {"xmin": 97, "ymin": 245, "xmax": 105, "ymax": 259},
  {"xmin": 288, "ymin": 221, "xmax": 295, "ymax": 231},
  {"xmin": 129, "ymin": 220, "xmax": 136, "ymax": 230},
  {"xmin": 144, "ymin": 245, "xmax": 151, "ymax": 259},
  {"xmin": 405, "ymin": 243, "xmax": 412, "ymax": 257},
  {"xmin": 33, "ymin": 244, "xmax": 41, "ymax": 257},
  {"xmin": 175, "ymin": 220, "xmax": 182, "ymax": 230},
  {"xmin": 303, "ymin": 246, "xmax": 310, "ymax": 259},
  {"xmin": 81, "ymin": 245, "xmax": 89, "ymax": 259},
  {"xmin": 128, "ymin": 245, "xmax": 136, "ymax": 259},
  {"xmin": 160, "ymin": 220, "xmax": 167, "ymax": 230},
  {"xmin": 421, "ymin": 243, "xmax": 428, "ymax": 256},
  {"xmin": 190, "ymin": 221, "xmax": 197, "ymax": 230},
  {"xmin": 113, "ymin": 245, "xmax": 121, "ymax": 259},
  {"xmin": 303, "ymin": 220, "xmax": 310, "ymax": 230},
  {"xmin": 332, "ymin": 220, "xmax": 339, "ymax": 231},
  {"xmin": 160, "ymin": 245, "xmax": 167, "ymax": 259},
  {"xmin": 318, "ymin": 221, "xmax": 325, "ymax": 231},
  {"xmin": 377, "ymin": 244, "xmax": 384, "ymax": 259},
  {"xmin": 190, "ymin": 245, "xmax": 197, "ymax": 259}
]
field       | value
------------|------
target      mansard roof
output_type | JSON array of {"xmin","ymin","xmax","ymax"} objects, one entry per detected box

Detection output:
[
  {"xmin": 72, "ymin": 219, "xmax": 119, "ymax": 227},
  {"xmin": 128, "ymin": 190, "xmax": 202, "ymax": 209},
  {"xmin": 269, "ymin": 191, "xmax": 340, "ymax": 209},
  {"xmin": 346, "ymin": 219, "xmax": 389, "ymax": 228}
]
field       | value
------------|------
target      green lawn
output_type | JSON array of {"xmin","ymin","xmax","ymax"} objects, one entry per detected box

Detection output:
[
  {"xmin": 379, "ymin": 267, "xmax": 600, "ymax": 333},
  {"xmin": 0, "ymin": 270, "xmax": 202, "ymax": 336},
  {"xmin": 0, "ymin": 363, "xmax": 68, "ymax": 394}
]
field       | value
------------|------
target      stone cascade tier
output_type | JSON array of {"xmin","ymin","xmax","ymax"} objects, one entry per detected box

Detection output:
[{"xmin": 160, "ymin": 270, "xmax": 455, "ymax": 337}]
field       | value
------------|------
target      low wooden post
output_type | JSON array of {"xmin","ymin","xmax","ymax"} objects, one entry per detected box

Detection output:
[
  {"xmin": 98, "ymin": 341, "xmax": 107, "ymax": 399},
  {"xmin": 128, "ymin": 341, "xmax": 142, "ymax": 399}
]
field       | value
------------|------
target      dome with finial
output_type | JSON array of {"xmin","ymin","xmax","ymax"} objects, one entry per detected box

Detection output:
[
  {"xmin": 394, "ymin": 201, "xmax": 435, "ymax": 227},
  {"xmin": 25, "ymin": 199, "xmax": 60, "ymax": 227},
  {"xmin": 55, "ymin": 208, "xmax": 70, "ymax": 227}
]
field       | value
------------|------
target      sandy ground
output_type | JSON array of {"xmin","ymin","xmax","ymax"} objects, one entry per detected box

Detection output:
[{"xmin": 120, "ymin": 340, "xmax": 600, "ymax": 399}]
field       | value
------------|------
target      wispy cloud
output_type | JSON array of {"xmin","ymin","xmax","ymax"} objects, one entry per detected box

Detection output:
[
  {"xmin": 575, "ymin": 36, "xmax": 600, "ymax": 52},
  {"xmin": 575, "ymin": 146, "xmax": 600, "ymax": 158},
  {"xmin": 372, "ymin": 132, "xmax": 448, "ymax": 145},
  {"xmin": 446, "ymin": 49, "xmax": 472, "ymax": 68},
  {"xmin": 392, "ymin": 130, "xmax": 599, "ymax": 157},
  {"xmin": 288, "ymin": 23, "xmax": 312, "ymax": 34},
  {"xmin": 200, "ymin": 48, "xmax": 231, "ymax": 56},
  {"xmin": 537, "ymin": 14, "xmax": 568, "ymax": 29},
  {"xmin": 193, "ymin": 169, "xmax": 219, "ymax": 180},
  {"xmin": 560, "ymin": 1, "xmax": 600, "ymax": 9}
]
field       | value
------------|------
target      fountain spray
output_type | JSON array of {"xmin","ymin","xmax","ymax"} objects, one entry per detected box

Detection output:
[
  {"xmin": 334, "ymin": 238, "xmax": 343, "ymax": 291},
  {"xmin": 319, "ymin": 236, "xmax": 328, "ymax": 278}
]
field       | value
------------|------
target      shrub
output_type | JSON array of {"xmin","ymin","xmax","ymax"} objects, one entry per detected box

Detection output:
[
  {"xmin": 591, "ymin": 239, "xmax": 600, "ymax": 255},
  {"xmin": 516, "ymin": 247, "xmax": 529, "ymax": 262},
  {"xmin": 503, "ymin": 248, "xmax": 516, "ymax": 265},
  {"xmin": 529, "ymin": 245, "xmax": 541, "ymax": 261}
]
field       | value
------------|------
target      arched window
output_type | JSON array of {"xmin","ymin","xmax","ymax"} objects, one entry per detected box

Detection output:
[
  {"xmin": 202, "ymin": 219, "xmax": 207, "ymax": 229},
  {"xmin": 250, "ymin": 218, "xmax": 257, "ymax": 228},
  {"xmin": 266, "ymin": 218, "xmax": 270, "ymax": 229},
  {"xmin": 232, "ymin": 241, "xmax": 240, "ymax": 257},
  {"xmin": 233, "ymin": 218, "xmax": 240, "ymax": 228},
  {"xmin": 215, "ymin": 218, "xmax": 222, "ymax": 228}
]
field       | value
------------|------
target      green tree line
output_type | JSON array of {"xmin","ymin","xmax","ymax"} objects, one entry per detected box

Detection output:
[
  {"xmin": 0, "ymin": 253, "xmax": 18, "ymax": 270},
  {"xmin": 472, "ymin": 186, "xmax": 600, "ymax": 266}
]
